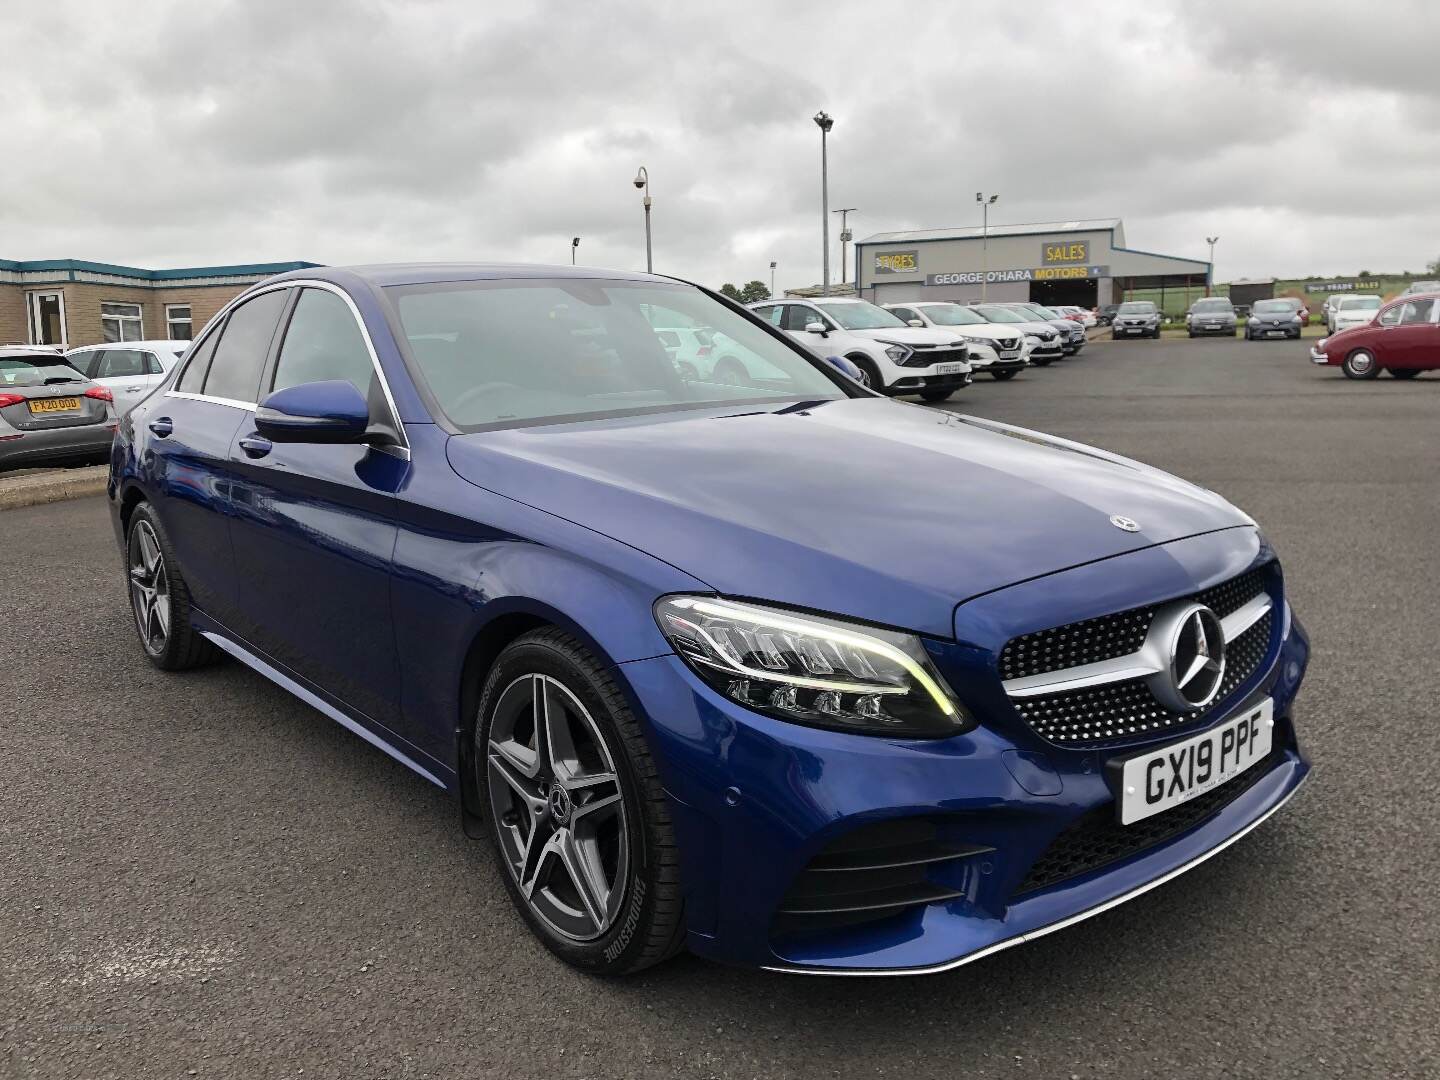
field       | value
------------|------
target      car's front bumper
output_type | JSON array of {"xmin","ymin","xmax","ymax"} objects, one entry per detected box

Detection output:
[
  {"xmin": 621, "ymin": 569, "xmax": 1310, "ymax": 974},
  {"xmin": 1190, "ymin": 321, "xmax": 1237, "ymax": 334},
  {"xmin": 1113, "ymin": 323, "xmax": 1158, "ymax": 335},
  {"xmin": 1310, "ymin": 345, "xmax": 1332, "ymax": 365}
]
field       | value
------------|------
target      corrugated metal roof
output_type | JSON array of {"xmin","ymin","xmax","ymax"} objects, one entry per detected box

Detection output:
[{"xmin": 856, "ymin": 218, "xmax": 1122, "ymax": 245}]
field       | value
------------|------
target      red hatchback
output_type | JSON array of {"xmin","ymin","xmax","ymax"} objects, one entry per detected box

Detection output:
[{"xmin": 1311, "ymin": 293, "xmax": 1440, "ymax": 379}]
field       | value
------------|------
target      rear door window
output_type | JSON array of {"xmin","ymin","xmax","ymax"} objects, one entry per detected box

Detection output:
[
  {"xmin": 202, "ymin": 290, "xmax": 289, "ymax": 403},
  {"xmin": 96, "ymin": 349, "xmax": 148, "ymax": 379}
]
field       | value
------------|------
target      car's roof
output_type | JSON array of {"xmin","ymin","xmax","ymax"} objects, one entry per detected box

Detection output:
[
  {"xmin": 271, "ymin": 262, "xmax": 668, "ymax": 288},
  {"xmin": 0, "ymin": 346, "xmax": 71, "ymax": 358},
  {"xmin": 66, "ymin": 339, "xmax": 190, "ymax": 352}
]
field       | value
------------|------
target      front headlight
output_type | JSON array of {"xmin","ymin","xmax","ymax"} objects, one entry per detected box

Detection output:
[
  {"xmin": 882, "ymin": 343, "xmax": 912, "ymax": 364},
  {"xmin": 654, "ymin": 595, "xmax": 971, "ymax": 738}
]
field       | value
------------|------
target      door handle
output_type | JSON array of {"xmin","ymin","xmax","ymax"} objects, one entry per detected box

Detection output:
[
  {"xmin": 148, "ymin": 417, "xmax": 173, "ymax": 437},
  {"xmin": 125, "ymin": 385, "xmax": 145, "ymax": 393},
  {"xmin": 238, "ymin": 434, "xmax": 273, "ymax": 459}
]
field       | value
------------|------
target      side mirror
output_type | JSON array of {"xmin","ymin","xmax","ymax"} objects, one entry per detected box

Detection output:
[
  {"xmin": 907, "ymin": 319, "xmax": 924, "ymax": 328},
  {"xmin": 804, "ymin": 321, "xmax": 829, "ymax": 336},
  {"xmin": 255, "ymin": 380, "xmax": 371, "ymax": 444},
  {"xmin": 822, "ymin": 354, "xmax": 864, "ymax": 382}
]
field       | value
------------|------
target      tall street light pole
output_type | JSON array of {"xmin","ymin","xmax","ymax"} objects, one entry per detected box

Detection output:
[
  {"xmin": 633, "ymin": 167, "xmax": 652, "ymax": 274},
  {"xmin": 814, "ymin": 111, "xmax": 833, "ymax": 296},
  {"xmin": 977, "ymin": 192, "xmax": 998, "ymax": 300},
  {"xmin": 833, "ymin": 207, "xmax": 858, "ymax": 287},
  {"xmin": 769, "ymin": 260, "xmax": 777, "ymax": 297},
  {"xmin": 571, "ymin": 237, "xmax": 580, "ymax": 265},
  {"xmin": 1205, "ymin": 236, "xmax": 1219, "ymax": 296}
]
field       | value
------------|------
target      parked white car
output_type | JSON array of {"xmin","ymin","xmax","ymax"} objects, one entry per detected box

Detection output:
[
  {"xmin": 748, "ymin": 298, "xmax": 972, "ymax": 401},
  {"xmin": 1055, "ymin": 305, "xmax": 1098, "ymax": 328},
  {"xmin": 65, "ymin": 340, "xmax": 188, "ymax": 413},
  {"xmin": 1400, "ymin": 279, "xmax": 1440, "ymax": 297},
  {"xmin": 882, "ymin": 301, "xmax": 1029, "ymax": 380},
  {"xmin": 1329, "ymin": 294, "xmax": 1384, "ymax": 334}
]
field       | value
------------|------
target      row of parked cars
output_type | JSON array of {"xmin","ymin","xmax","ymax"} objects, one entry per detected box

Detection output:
[
  {"xmin": 0, "ymin": 339, "xmax": 189, "ymax": 468},
  {"xmin": 733, "ymin": 297, "xmax": 1091, "ymax": 401}
]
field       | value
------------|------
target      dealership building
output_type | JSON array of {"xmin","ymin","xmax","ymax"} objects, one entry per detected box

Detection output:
[
  {"xmin": 1, "ymin": 257, "xmax": 319, "ymax": 349},
  {"xmin": 852, "ymin": 218, "xmax": 1210, "ymax": 309}
]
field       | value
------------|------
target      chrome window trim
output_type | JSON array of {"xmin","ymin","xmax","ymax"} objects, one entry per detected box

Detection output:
[
  {"xmin": 1002, "ymin": 592, "xmax": 1272, "ymax": 699},
  {"xmin": 164, "ymin": 277, "xmax": 410, "ymax": 456}
]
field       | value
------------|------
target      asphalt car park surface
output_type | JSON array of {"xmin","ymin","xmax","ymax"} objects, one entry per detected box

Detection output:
[{"xmin": 2, "ymin": 335, "xmax": 1437, "ymax": 1079}]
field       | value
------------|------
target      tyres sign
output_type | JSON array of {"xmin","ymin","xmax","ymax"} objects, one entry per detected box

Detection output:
[{"xmin": 873, "ymin": 250, "xmax": 919, "ymax": 275}]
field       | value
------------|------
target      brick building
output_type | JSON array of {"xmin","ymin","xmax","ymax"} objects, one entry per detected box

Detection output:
[{"xmin": 1, "ymin": 257, "xmax": 320, "ymax": 348}]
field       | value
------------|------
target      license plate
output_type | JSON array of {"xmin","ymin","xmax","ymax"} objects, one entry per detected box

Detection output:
[
  {"xmin": 935, "ymin": 362, "xmax": 965, "ymax": 375},
  {"xmin": 1266, "ymin": 330, "xmax": 1285, "ymax": 338},
  {"xmin": 1115, "ymin": 699, "xmax": 1273, "ymax": 825},
  {"xmin": 29, "ymin": 396, "xmax": 81, "ymax": 415},
  {"xmin": 1000, "ymin": 349, "xmax": 1021, "ymax": 358}
]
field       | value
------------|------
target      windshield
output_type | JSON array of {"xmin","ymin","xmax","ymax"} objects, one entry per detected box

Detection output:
[
  {"xmin": 1252, "ymin": 300, "xmax": 1293, "ymax": 314},
  {"xmin": 385, "ymin": 279, "xmax": 849, "ymax": 431},
  {"xmin": 1026, "ymin": 306, "xmax": 1061, "ymax": 320},
  {"xmin": 0, "ymin": 357, "xmax": 85, "ymax": 388},
  {"xmin": 916, "ymin": 305, "xmax": 986, "ymax": 326},
  {"xmin": 1338, "ymin": 296, "xmax": 1382, "ymax": 311},
  {"xmin": 1191, "ymin": 299, "xmax": 1233, "ymax": 313},
  {"xmin": 814, "ymin": 302, "xmax": 906, "ymax": 330},
  {"xmin": 1118, "ymin": 302, "xmax": 1156, "ymax": 314},
  {"xmin": 972, "ymin": 305, "xmax": 1027, "ymax": 324}
]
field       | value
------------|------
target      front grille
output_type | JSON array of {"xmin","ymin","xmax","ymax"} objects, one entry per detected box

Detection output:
[
  {"xmin": 1001, "ymin": 569, "xmax": 1273, "ymax": 748},
  {"xmin": 997, "ymin": 336, "xmax": 1020, "ymax": 350},
  {"xmin": 1013, "ymin": 744, "xmax": 1286, "ymax": 896},
  {"xmin": 772, "ymin": 819, "xmax": 991, "ymax": 938},
  {"xmin": 901, "ymin": 346, "xmax": 968, "ymax": 368}
]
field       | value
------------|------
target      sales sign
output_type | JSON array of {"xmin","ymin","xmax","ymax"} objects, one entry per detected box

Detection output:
[{"xmin": 1041, "ymin": 240, "xmax": 1090, "ymax": 265}]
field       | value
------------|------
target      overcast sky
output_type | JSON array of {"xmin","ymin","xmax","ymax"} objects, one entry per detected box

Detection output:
[{"xmin": 4, "ymin": 1, "xmax": 1437, "ymax": 290}]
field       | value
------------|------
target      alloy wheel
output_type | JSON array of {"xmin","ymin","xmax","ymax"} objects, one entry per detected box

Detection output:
[
  {"xmin": 128, "ymin": 520, "xmax": 171, "ymax": 654},
  {"xmin": 486, "ymin": 674, "xmax": 629, "ymax": 942}
]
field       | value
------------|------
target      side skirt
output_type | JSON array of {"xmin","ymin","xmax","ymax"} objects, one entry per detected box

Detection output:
[{"xmin": 199, "ymin": 630, "xmax": 451, "ymax": 791}]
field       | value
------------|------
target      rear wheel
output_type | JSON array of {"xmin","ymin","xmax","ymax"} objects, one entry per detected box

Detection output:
[
  {"xmin": 1341, "ymin": 349, "xmax": 1379, "ymax": 379},
  {"xmin": 991, "ymin": 369, "xmax": 1020, "ymax": 381},
  {"xmin": 712, "ymin": 357, "xmax": 749, "ymax": 385},
  {"xmin": 125, "ymin": 502, "xmax": 217, "ymax": 671},
  {"xmin": 1389, "ymin": 368, "xmax": 1421, "ymax": 380},
  {"xmin": 478, "ymin": 629, "xmax": 684, "ymax": 974}
]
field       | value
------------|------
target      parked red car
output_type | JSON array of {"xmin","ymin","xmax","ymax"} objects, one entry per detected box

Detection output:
[{"xmin": 1310, "ymin": 293, "xmax": 1440, "ymax": 379}]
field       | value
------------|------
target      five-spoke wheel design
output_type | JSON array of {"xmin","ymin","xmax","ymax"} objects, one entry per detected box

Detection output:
[
  {"xmin": 486, "ymin": 673, "xmax": 629, "ymax": 942},
  {"xmin": 128, "ymin": 519, "xmax": 171, "ymax": 655}
]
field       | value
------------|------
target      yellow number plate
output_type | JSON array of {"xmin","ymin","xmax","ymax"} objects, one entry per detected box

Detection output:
[{"xmin": 29, "ymin": 396, "xmax": 81, "ymax": 415}]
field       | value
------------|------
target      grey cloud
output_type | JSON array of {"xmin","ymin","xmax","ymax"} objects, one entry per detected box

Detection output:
[{"xmin": 1, "ymin": 0, "xmax": 1437, "ymax": 286}]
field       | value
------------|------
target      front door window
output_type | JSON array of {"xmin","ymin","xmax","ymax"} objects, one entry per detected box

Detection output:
[{"xmin": 27, "ymin": 292, "xmax": 67, "ymax": 345}]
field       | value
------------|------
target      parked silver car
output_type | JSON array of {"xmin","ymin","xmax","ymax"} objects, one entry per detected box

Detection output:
[
  {"xmin": 1186, "ymin": 297, "xmax": 1238, "ymax": 337},
  {"xmin": 0, "ymin": 347, "xmax": 117, "ymax": 468}
]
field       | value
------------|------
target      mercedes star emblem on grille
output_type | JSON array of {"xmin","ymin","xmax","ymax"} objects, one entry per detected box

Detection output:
[{"xmin": 1150, "ymin": 604, "xmax": 1227, "ymax": 711}]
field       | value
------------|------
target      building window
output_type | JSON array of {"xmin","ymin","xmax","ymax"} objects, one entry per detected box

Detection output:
[
  {"xmin": 26, "ymin": 291, "xmax": 68, "ymax": 345},
  {"xmin": 165, "ymin": 303, "xmax": 194, "ymax": 340},
  {"xmin": 101, "ymin": 302, "xmax": 144, "ymax": 343}
]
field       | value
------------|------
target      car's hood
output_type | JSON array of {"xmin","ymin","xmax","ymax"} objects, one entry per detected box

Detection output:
[
  {"xmin": 843, "ymin": 326, "xmax": 958, "ymax": 347},
  {"xmin": 1003, "ymin": 320, "xmax": 1058, "ymax": 337},
  {"xmin": 926, "ymin": 324, "xmax": 1023, "ymax": 344},
  {"xmin": 1190, "ymin": 310, "xmax": 1235, "ymax": 319},
  {"xmin": 445, "ymin": 398, "xmax": 1250, "ymax": 638},
  {"xmin": 1115, "ymin": 311, "xmax": 1159, "ymax": 321},
  {"xmin": 1334, "ymin": 312, "xmax": 1376, "ymax": 325}
]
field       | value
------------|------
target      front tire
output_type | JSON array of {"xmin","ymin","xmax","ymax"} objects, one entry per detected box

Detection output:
[
  {"xmin": 850, "ymin": 356, "xmax": 883, "ymax": 390},
  {"xmin": 125, "ymin": 502, "xmax": 217, "ymax": 671},
  {"xmin": 477, "ymin": 629, "xmax": 684, "ymax": 975},
  {"xmin": 1342, "ymin": 349, "xmax": 1380, "ymax": 379}
]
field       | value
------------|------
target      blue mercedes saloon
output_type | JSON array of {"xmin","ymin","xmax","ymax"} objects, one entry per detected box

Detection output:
[{"xmin": 108, "ymin": 264, "xmax": 1310, "ymax": 975}]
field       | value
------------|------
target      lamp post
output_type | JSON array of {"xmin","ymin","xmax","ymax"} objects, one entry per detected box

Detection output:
[
  {"xmin": 1205, "ymin": 236, "xmax": 1219, "ymax": 296},
  {"xmin": 633, "ymin": 166, "xmax": 652, "ymax": 274},
  {"xmin": 833, "ymin": 207, "xmax": 857, "ymax": 286},
  {"xmin": 571, "ymin": 237, "xmax": 580, "ymax": 265},
  {"xmin": 977, "ymin": 192, "xmax": 998, "ymax": 300},
  {"xmin": 814, "ymin": 111, "xmax": 834, "ymax": 296},
  {"xmin": 769, "ymin": 260, "xmax": 777, "ymax": 297}
]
